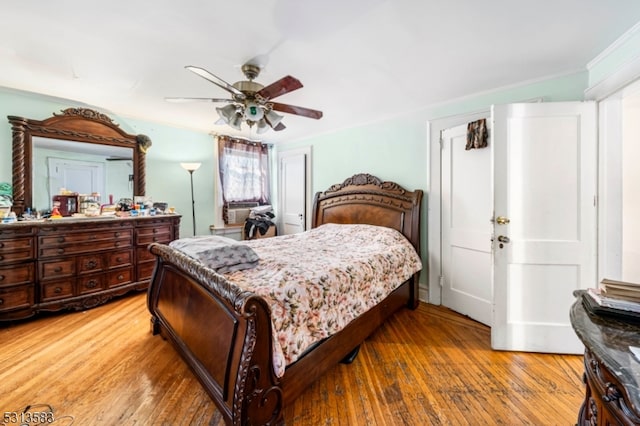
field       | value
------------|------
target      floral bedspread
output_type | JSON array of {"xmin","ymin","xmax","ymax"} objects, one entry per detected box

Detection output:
[{"xmin": 220, "ymin": 223, "xmax": 423, "ymax": 377}]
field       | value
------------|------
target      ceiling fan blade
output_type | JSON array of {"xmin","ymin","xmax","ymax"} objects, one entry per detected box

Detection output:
[
  {"xmin": 273, "ymin": 122, "xmax": 286, "ymax": 131},
  {"xmin": 165, "ymin": 97, "xmax": 233, "ymax": 103},
  {"xmin": 185, "ymin": 66, "xmax": 246, "ymax": 99},
  {"xmin": 270, "ymin": 102, "xmax": 323, "ymax": 119},
  {"xmin": 256, "ymin": 75, "xmax": 303, "ymax": 100}
]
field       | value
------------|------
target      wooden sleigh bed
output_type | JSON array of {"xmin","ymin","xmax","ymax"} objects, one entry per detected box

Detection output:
[{"xmin": 146, "ymin": 173, "xmax": 423, "ymax": 425}]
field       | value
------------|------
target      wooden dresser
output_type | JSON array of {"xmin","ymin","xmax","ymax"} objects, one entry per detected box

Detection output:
[
  {"xmin": 0, "ymin": 215, "xmax": 180, "ymax": 321},
  {"xmin": 570, "ymin": 291, "xmax": 640, "ymax": 425}
]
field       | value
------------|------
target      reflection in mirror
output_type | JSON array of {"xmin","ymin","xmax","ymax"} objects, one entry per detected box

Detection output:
[
  {"xmin": 9, "ymin": 108, "xmax": 146, "ymax": 217},
  {"xmin": 32, "ymin": 137, "xmax": 134, "ymax": 211}
]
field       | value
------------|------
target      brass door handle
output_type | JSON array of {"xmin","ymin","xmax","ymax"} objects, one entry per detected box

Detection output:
[
  {"xmin": 496, "ymin": 216, "xmax": 510, "ymax": 225},
  {"xmin": 497, "ymin": 235, "xmax": 510, "ymax": 243}
]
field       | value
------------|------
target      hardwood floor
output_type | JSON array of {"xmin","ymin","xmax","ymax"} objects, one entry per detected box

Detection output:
[{"xmin": 0, "ymin": 293, "xmax": 585, "ymax": 425}]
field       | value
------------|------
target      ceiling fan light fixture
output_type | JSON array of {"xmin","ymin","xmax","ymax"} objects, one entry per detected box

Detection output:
[
  {"xmin": 174, "ymin": 64, "xmax": 323, "ymax": 133},
  {"xmin": 244, "ymin": 102, "xmax": 264, "ymax": 121},
  {"xmin": 216, "ymin": 104, "xmax": 238, "ymax": 124},
  {"xmin": 265, "ymin": 110, "xmax": 284, "ymax": 128}
]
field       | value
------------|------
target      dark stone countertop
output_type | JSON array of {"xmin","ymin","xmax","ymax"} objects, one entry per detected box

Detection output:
[{"xmin": 570, "ymin": 290, "xmax": 640, "ymax": 417}]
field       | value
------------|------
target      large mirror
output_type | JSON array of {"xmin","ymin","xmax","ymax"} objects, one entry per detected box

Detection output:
[{"xmin": 8, "ymin": 108, "xmax": 148, "ymax": 217}]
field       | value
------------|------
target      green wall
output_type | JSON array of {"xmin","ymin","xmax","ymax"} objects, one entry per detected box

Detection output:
[{"xmin": 277, "ymin": 71, "xmax": 589, "ymax": 281}]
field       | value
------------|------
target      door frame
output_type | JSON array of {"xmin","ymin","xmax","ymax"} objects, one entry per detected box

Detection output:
[
  {"xmin": 277, "ymin": 146, "xmax": 312, "ymax": 231},
  {"xmin": 428, "ymin": 110, "xmax": 490, "ymax": 305}
]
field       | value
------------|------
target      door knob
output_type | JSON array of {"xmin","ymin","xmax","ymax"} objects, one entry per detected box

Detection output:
[
  {"xmin": 497, "ymin": 235, "xmax": 510, "ymax": 243},
  {"xmin": 496, "ymin": 216, "xmax": 510, "ymax": 225}
]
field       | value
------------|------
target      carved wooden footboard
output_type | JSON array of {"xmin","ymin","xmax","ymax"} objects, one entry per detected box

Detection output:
[
  {"xmin": 147, "ymin": 173, "xmax": 423, "ymax": 425},
  {"xmin": 148, "ymin": 243, "xmax": 282, "ymax": 425}
]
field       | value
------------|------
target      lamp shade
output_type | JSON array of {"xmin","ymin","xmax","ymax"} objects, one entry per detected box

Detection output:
[
  {"xmin": 265, "ymin": 110, "xmax": 284, "ymax": 128},
  {"xmin": 216, "ymin": 104, "xmax": 238, "ymax": 124},
  {"xmin": 180, "ymin": 162, "xmax": 201, "ymax": 172},
  {"xmin": 229, "ymin": 112, "xmax": 243, "ymax": 130},
  {"xmin": 256, "ymin": 118, "xmax": 269, "ymax": 134}
]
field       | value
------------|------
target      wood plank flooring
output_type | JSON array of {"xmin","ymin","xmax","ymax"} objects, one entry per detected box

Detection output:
[{"xmin": 0, "ymin": 293, "xmax": 585, "ymax": 425}]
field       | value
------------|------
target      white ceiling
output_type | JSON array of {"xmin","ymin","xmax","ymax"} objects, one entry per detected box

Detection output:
[{"xmin": 3, "ymin": 1, "xmax": 640, "ymax": 143}]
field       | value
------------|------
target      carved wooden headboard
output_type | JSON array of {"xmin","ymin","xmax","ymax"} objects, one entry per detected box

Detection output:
[{"xmin": 311, "ymin": 173, "xmax": 423, "ymax": 254}]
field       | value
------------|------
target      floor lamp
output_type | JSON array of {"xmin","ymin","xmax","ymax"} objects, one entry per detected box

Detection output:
[{"xmin": 180, "ymin": 162, "xmax": 201, "ymax": 236}]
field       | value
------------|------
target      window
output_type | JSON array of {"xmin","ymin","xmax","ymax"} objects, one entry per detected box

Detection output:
[{"xmin": 217, "ymin": 135, "xmax": 271, "ymax": 223}]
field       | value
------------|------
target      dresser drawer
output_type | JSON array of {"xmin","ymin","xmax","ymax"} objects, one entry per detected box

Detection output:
[
  {"xmin": 77, "ymin": 274, "xmax": 105, "ymax": 294},
  {"xmin": 39, "ymin": 238, "xmax": 132, "ymax": 257},
  {"xmin": 0, "ymin": 226, "xmax": 36, "ymax": 238},
  {"xmin": 136, "ymin": 232, "xmax": 172, "ymax": 245},
  {"xmin": 40, "ymin": 279, "xmax": 74, "ymax": 301},
  {"xmin": 0, "ymin": 284, "xmax": 34, "ymax": 312},
  {"xmin": 107, "ymin": 267, "xmax": 133, "ymax": 288},
  {"xmin": 77, "ymin": 253, "xmax": 105, "ymax": 274},
  {"xmin": 137, "ymin": 223, "xmax": 173, "ymax": 236},
  {"xmin": 0, "ymin": 237, "xmax": 33, "ymax": 251},
  {"xmin": 107, "ymin": 249, "xmax": 133, "ymax": 269},
  {"xmin": 137, "ymin": 261, "xmax": 156, "ymax": 282},
  {"xmin": 39, "ymin": 258, "xmax": 75, "ymax": 280},
  {"xmin": 0, "ymin": 263, "xmax": 34, "ymax": 287},
  {"xmin": 0, "ymin": 247, "xmax": 34, "ymax": 265},
  {"xmin": 136, "ymin": 246, "xmax": 156, "ymax": 263},
  {"xmin": 39, "ymin": 228, "xmax": 133, "ymax": 248}
]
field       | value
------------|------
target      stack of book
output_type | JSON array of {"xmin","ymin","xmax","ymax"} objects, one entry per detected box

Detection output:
[
  {"xmin": 585, "ymin": 278, "xmax": 640, "ymax": 315},
  {"xmin": 600, "ymin": 278, "xmax": 640, "ymax": 302}
]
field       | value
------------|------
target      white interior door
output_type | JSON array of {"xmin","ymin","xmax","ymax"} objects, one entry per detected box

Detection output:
[
  {"xmin": 492, "ymin": 101, "xmax": 597, "ymax": 354},
  {"xmin": 441, "ymin": 122, "xmax": 493, "ymax": 325},
  {"xmin": 279, "ymin": 150, "xmax": 308, "ymax": 234},
  {"xmin": 48, "ymin": 157, "xmax": 104, "ymax": 199}
]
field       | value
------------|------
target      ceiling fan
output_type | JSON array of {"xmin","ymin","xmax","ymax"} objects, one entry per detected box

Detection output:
[{"xmin": 166, "ymin": 63, "xmax": 323, "ymax": 133}]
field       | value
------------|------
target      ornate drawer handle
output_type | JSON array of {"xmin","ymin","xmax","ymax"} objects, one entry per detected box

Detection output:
[
  {"xmin": 0, "ymin": 275, "xmax": 4, "ymax": 281},
  {"xmin": 153, "ymin": 237, "xmax": 159, "ymax": 242},
  {"xmin": 57, "ymin": 249, "xmax": 64, "ymax": 255},
  {"xmin": 602, "ymin": 382, "xmax": 621, "ymax": 402},
  {"xmin": 115, "ymin": 232, "xmax": 120, "ymax": 237},
  {"xmin": 54, "ymin": 287, "xmax": 62, "ymax": 294},
  {"xmin": 117, "ymin": 274, "xmax": 124, "ymax": 280},
  {"xmin": 115, "ymin": 242, "xmax": 120, "ymax": 248},
  {"xmin": 116, "ymin": 257, "xmax": 123, "ymax": 263},
  {"xmin": 54, "ymin": 266, "xmax": 63, "ymax": 273},
  {"xmin": 153, "ymin": 229, "xmax": 159, "ymax": 234},
  {"xmin": 0, "ymin": 242, "xmax": 4, "ymax": 248},
  {"xmin": 86, "ymin": 260, "xmax": 98, "ymax": 269},
  {"xmin": 0, "ymin": 255, "xmax": 4, "ymax": 261},
  {"xmin": 86, "ymin": 280, "xmax": 98, "ymax": 288},
  {"xmin": 0, "ymin": 298, "xmax": 3, "ymax": 305},
  {"xmin": 57, "ymin": 236, "xmax": 65, "ymax": 243}
]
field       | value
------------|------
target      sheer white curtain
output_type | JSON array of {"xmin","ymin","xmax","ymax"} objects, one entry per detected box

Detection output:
[{"xmin": 217, "ymin": 135, "xmax": 271, "ymax": 222}]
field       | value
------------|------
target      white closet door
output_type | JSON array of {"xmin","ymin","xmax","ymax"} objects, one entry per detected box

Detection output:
[
  {"xmin": 492, "ymin": 101, "xmax": 597, "ymax": 354},
  {"xmin": 441, "ymin": 122, "xmax": 493, "ymax": 325}
]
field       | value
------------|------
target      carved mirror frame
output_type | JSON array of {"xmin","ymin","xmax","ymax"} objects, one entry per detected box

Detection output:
[{"xmin": 8, "ymin": 108, "xmax": 147, "ymax": 217}]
